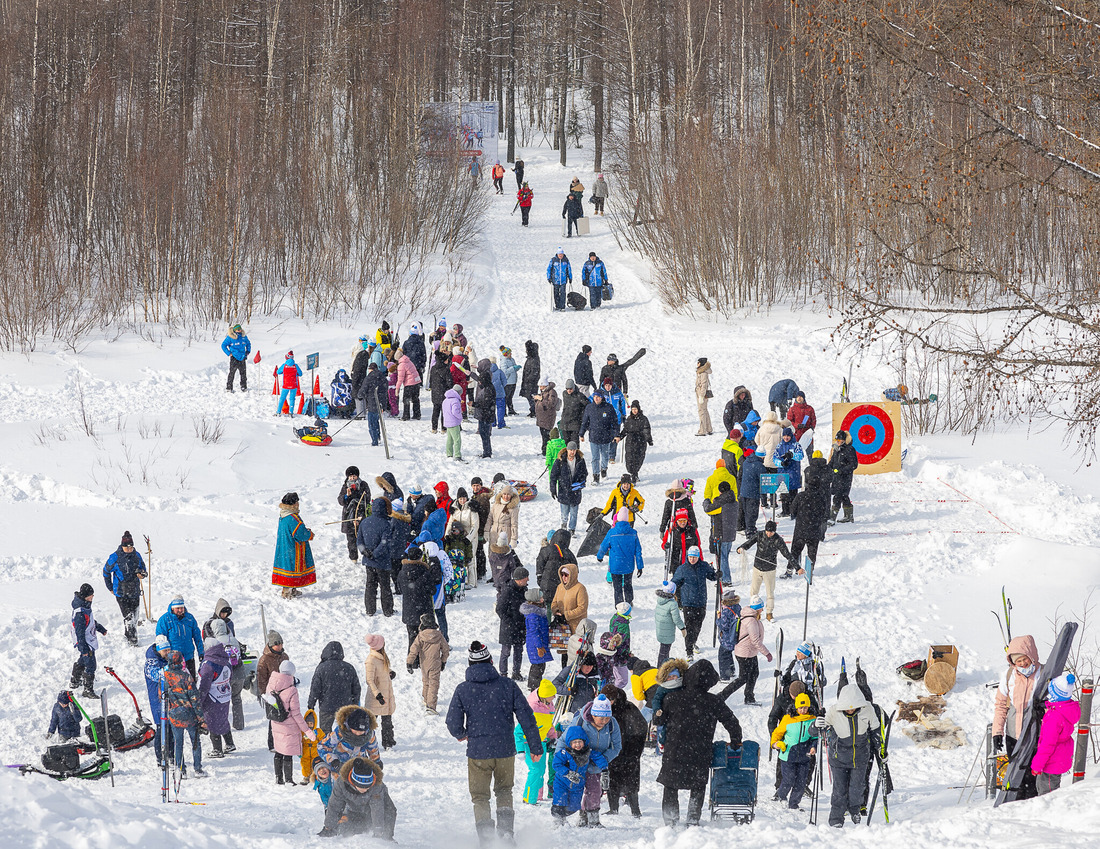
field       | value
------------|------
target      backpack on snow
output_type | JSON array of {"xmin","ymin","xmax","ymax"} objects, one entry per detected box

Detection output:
[{"xmin": 262, "ymin": 690, "xmax": 290, "ymax": 722}]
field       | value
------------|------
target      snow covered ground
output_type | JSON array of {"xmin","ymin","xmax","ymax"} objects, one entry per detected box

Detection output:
[{"xmin": 0, "ymin": 146, "xmax": 1097, "ymax": 848}]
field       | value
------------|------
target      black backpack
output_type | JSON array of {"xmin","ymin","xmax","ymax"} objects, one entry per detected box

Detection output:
[{"xmin": 263, "ymin": 690, "xmax": 290, "ymax": 722}]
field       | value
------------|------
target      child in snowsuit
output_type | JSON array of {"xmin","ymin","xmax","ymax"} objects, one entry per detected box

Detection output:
[
  {"xmin": 274, "ymin": 352, "xmax": 303, "ymax": 416},
  {"xmin": 523, "ymin": 588, "xmax": 551, "ymax": 691},
  {"xmin": 406, "ymin": 613, "xmax": 451, "ymax": 715},
  {"xmin": 1031, "ymin": 673, "xmax": 1081, "ymax": 795},
  {"xmin": 311, "ymin": 756, "xmax": 334, "ymax": 808},
  {"xmin": 716, "ymin": 590, "xmax": 742, "ymax": 681},
  {"xmin": 516, "ymin": 680, "xmax": 558, "ymax": 804},
  {"xmin": 654, "ymin": 581, "xmax": 686, "ymax": 668},
  {"xmin": 320, "ymin": 756, "xmax": 396, "ymax": 839},
  {"xmin": 47, "ymin": 691, "xmax": 82, "ymax": 741},
  {"xmin": 770, "ymin": 692, "xmax": 818, "ymax": 810},
  {"xmin": 386, "ymin": 362, "xmax": 400, "ymax": 417},
  {"xmin": 608, "ymin": 603, "xmax": 633, "ymax": 688},
  {"xmin": 552, "ymin": 725, "xmax": 608, "ymax": 824}
]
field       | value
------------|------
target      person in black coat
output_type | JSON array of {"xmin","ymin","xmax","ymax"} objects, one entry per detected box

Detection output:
[
  {"xmin": 656, "ymin": 659, "xmax": 742, "ymax": 827},
  {"xmin": 388, "ymin": 499, "xmax": 414, "ymax": 596},
  {"xmin": 722, "ymin": 385, "xmax": 755, "ymax": 434},
  {"xmin": 401, "ymin": 548, "xmax": 443, "ymax": 657},
  {"xmin": 429, "ymin": 351, "xmax": 454, "ymax": 432},
  {"xmin": 786, "ymin": 455, "xmax": 831, "ymax": 576},
  {"xmin": 828, "ymin": 430, "xmax": 858, "ymax": 523},
  {"xmin": 602, "ymin": 684, "xmax": 647, "ymax": 817},
  {"xmin": 351, "ymin": 342, "xmax": 371, "ymax": 416},
  {"xmin": 619, "ymin": 400, "xmax": 652, "ymax": 483},
  {"xmin": 472, "ymin": 359, "xmax": 497, "ymax": 459},
  {"xmin": 404, "ymin": 323, "xmax": 428, "ymax": 378},
  {"xmin": 560, "ymin": 381, "xmax": 589, "ymax": 447},
  {"xmin": 496, "ymin": 568, "xmax": 529, "ymax": 680},
  {"xmin": 408, "ymin": 489, "xmax": 437, "ymax": 537},
  {"xmin": 359, "ymin": 363, "xmax": 388, "ymax": 447},
  {"xmin": 562, "ymin": 193, "xmax": 584, "ymax": 237},
  {"xmin": 520, "ymin": 340, "xmax": 540, "ymax": 417},
  {"xmin": 338, "ymin": 467, "xmax": 371, "ymax": 562},
  {"xmin": 357, "ymin": 497, "xmax": 394, "ymax": 617},
  {"xmin": 549, "ymin": 444, "xmax": 589, "ymax": 533},
  {"xmin": 573, "ymin": 345, "xmax": 596, "ymax": 394},
  {"xmin": 535, "ymin": 529, "xmax": 576, "ymax": 602},
  {"xmin": 598, "ymin": 350, "xmax": 645, "ymax": 396},
  {"xmin": 307, "ymin": 641, "xmax": 363, "ymax": 734}
]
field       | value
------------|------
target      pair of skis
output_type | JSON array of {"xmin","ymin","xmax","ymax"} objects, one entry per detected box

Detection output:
[
  {"xmin": 552, "ymin": 630, "xmax": 593, "ymax": 725},
  {"xmin": 992, "ymin": 586, "xmax": 1013, "ymax": 650},
  {"xmin": 768, "ymin": 629, "xmax": 785, "ymax": 763},
  {"xmin": 866, "ymin": 710, "xmax": 896, "ymax": 823}
]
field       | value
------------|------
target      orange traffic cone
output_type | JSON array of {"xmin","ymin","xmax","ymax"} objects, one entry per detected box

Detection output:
[
  {"xmin": 313, "ymin": 375, "xmax": 321, "ymax": 396},
  {"xmin": 296, "ymin": 392, "xmax": 305, "ymax": 414},
  {"xmin": 272, "ymin": 377, "xmax": 279, "ymax": 395},
  {"xmin": 281, "ymin": 397, "xmax": 290, "ymax": 414}
]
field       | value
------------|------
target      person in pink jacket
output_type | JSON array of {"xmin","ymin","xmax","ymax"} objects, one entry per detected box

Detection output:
[
  {"xmin": 993, "ymin": 635, "xmax": 1045, "ymax": 755},
  {"xmin": 395, "ymin": 350, "xmax": 422, "ymax": 421},
  {"xmin": 1031, "ymin": 673, "xmax": 1080, "ymax": 796},
  {"xmin": 719, "ymin": 597, "xmax": 772, "ymax": 705},
  {"xmin": 266, "ymin": 659, "xmax": 316, "ymax": 785}
]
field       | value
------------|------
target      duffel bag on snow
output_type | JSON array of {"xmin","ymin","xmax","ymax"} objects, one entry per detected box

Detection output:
[
  {"xmin": 42, "ymin": 743, "xmax": 81, "ymax": 773},
  {"xmin": 566, "ymin": 291, "xmax": 587, "ymax": 311},
  {"xmin": 602, "ymin": 281, "xmax": 614, "ymax": 301}
]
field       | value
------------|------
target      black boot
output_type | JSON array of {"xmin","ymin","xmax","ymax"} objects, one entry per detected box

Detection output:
[
  {"xmin": 223, "ymin": 730, "xmax": 236, "ymax": 753},
  {"xmin": 496, "ymin": 807, "xmax": 515, "ymax": 842},
  {"xmin": 282, "ymin": 754, "xmax": 296, "ymax": 785},
  {"xmin": 82, "ymin": 672, "xmax": 99, "ymax": 699},
  {"xmin": 475, "ymin": 820, "xmax": 496, "ymax": 846},
  {"xmin": 627, "ymin": 792, "xmax": 642, "ymax": 818},
  {"xmin": 586, "ymin": 809, "xmax": 603, "ymax": 828},
  {"xmin": 838, "ymin": 504, "xmax": 854, "ymax": 523},
  {"xmin": 275, "ymin": 754, "xmax": 285, "ymax": 785},
  {"xmin": 69, "ymin": 661, "xmax": 83, "ymax": 690},
  {"xmin": 551, "ymin": 805, "xmax": 569, "ymax": 826}
]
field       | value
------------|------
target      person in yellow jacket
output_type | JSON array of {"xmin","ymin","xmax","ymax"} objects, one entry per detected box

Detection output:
[
  {"xmin": 602, "ymin": 475, "xmax": 645, "ymax": 525},
  {"xmin": 703, "ymin": 459, "xmax": 739, "ymax": 582},
  {"xmin": 769, "ymin": 693, "xmax": 818, "ymax": 810},
  {"xmin": 375, "ymin": 321, "xmax": 394, "ymax": 352}
]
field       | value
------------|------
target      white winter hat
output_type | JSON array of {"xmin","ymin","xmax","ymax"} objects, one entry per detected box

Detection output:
[
  {"xmin": 615, "ymin": 602, "xmax": 632, "ymax": 618},
  {"xmin": 748, "ymin": 597, "xmax": 764, "ymax": 611},
  {"xmin": 279, "ymin": 659, "xmax": 296, "ymax": 676},
  {"xmin": 617, "ymin": 507, "xmax": 631, "ymax": 523}
]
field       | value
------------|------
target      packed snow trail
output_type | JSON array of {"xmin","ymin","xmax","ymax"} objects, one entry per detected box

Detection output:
[{"xmin": 0, "ymin": 147, "xmax": 1097, "ymax": 848}]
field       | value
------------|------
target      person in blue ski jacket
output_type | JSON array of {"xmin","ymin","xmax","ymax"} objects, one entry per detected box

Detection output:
[
  {"xmin": 552, "ymin": 725, "xmax": 609, "ymax": 824},
  {"xmin": 357, "ymin": 497, "xmax": 394, "ymax": 617},
  {"xmin": 740, "ymin": 409, "xmax": 762, "ymax": 445},
  {"xmin": 221, "ymin": 324, "xmax": 251, "ymax": 391},
  {"xmin": 47, "ymin": 691, "xmax": 82, "ymax": 741},
  {"xmin": 597, "ymin": 511, "xmax": 644, "ymax": 606},
  {"xmin": 102, "ymin": 530, "xmax": 148, "ymax": 646},
  {"xmin": 498, "ymin": 347, "xmax": 521, "ymax": 415},
  {"xmin": 768, "ymin": 379, "xmax": 800, "ymax": 419},
  {"xmin": 155, "ymin": 596, "xmax": 204, "ymax": 678},
  {"xmin": 547, "ymin": 248, "xmax": 572, "ymax": 312},
  {"xmin": 144, "ymin": 634, "xmax": 171, "ymax": 763},
  {"xmin": 739, "ymin": 447, "xmax": 766, "ymax": 536},
  {"xmin": 490, "ymin": 359, "xmax": 508, "ymax": 428},
  {"xmin": 581, "ymin": 253, "xmax": 608, "ymax": 310}
]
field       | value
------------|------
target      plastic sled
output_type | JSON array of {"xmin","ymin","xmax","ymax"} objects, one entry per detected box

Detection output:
[
  {"xmin": 577, "ymin": 515, "xmax": 611, "ymax": 558},
  {"xmin": 709, "ymin": 740, "xmax": 759, "ymax": 824},
  {"xmin": 296, "ymin": 432, "xmax": 333, "ymax": 446}
]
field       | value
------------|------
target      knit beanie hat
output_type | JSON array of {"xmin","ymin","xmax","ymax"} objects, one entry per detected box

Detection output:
[
  {"xmin": 617, "ymin": 507, "xmax": 631, "ymax": 523},
  {"xmin": 267, "ymin": 630, "xmax": 284, "ymax": 647},
  {"xmin": 615, "ymin": 602, "xmax": 632, "ymax": 618},
  {"xmin": 311, "ymin": 756, "xmax": 329, "ymax": 774},
  {"xmin": 492, "ymin": 472, "xmax": 506, "ymax": 485},
  {"xmin": 456, "ymin": 486, "xmax": 469, "ymax": 500},
  {"xmin": 348, "ymin": 758, "xmax": 376, "ymax": 790},
  {"xmin": 749, "ymin": 597, "xmax": 765, "ymax": 611},
  {"xmin": 121, "ymin": 531, "xmax": 134, "ymax": 547},
  {"xmin": 513, "ymin": 567, "xmax": 529, "ymax": 581},
  {"xmin": 346, "ymin": 709, "xmax": 371, "ymax": 733},
  {"xmin": 687, "ymin": 546, "xmax": 701, "ymax": 559},
  {"xmin": 1048, "ymin": 672, "xmax": 1076, "ymax": 701},
  {"xmin": 794, "ymin": 693, "xmax": 812, "ymax": 709},
  {"xmin": 765, "ymin": 520, "xmax": 777, "ymax": 532},
  {"xmin": 755, "ymin": 447, "xmax": 767, "ymax": 458},
  {"xmin": 537, "ymin": 680, "xmax": 557, "ymax": 701},
  {"xmin": 659, "ymin": 580, "xmax": 676, "ymax": 595},
  {"xmin": 155, "ymin": 634, "xmax": 170, "ymax": 651},
  {"xmin": 469, "ymin": 641, "xmax": 492, "ymax": 664},
  {"xmin": 279, "ymin": 659, "xmax": 296, "ymax": 676},
  {"xmin": 169, "ymin": 595, "xmax": 186, "ymax": 608},
  {"xmin": 525, "ymin": 588, "xmax": 543, "ymax": 603},
  {"xmin": 364, "ymin": 634, "xmax": 385, "ymax": 651},
  {"xmin": 78, "ymin": 583, "xmax": 95, "ymax": 600},
  {"xmin": 796, "ymin": 642, "xmax": 813, "ymax": 658},
  {"xmin": 590, "ymin": 695, "xmax": 614, "ymax": 717}
]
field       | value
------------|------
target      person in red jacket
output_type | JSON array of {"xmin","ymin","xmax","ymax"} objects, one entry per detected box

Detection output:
[
  {"xmin": 274, "ymin": 352, "xmax": 303, "ymax": 417},
  {"xmin": 661, "ymin": 509, "xmax": 701, "ymax": 573},
  {"xmin": 787, "ymin": 392, "xmax": 816, "ymax": 445},
  {"xmin": 434, "ymin": 482, "xmax": 453, "ymax": 521},
  {"xmin": 517, "ymin": 182, "xmax": 534, "ymax": 227}
]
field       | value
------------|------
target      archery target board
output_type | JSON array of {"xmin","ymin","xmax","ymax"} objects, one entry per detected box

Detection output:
[{"xmin": 831, "ymin": 401, "xmax": 902, "ymax": 474}]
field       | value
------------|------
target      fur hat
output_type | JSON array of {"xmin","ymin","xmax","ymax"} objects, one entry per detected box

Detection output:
[
  {"xmin": 281, "ymin": 491, "xmax": 299, "ymax": 506},
  {"xmin": 469, "ymin": 641, "xmax": 492, "ymax": 664},
  {"xmin": 345, "ymin": 466, "xmax": 360, "ymax": 477},
  {"xmin": 419, "ymin": 613, "xmax": 437, "ymax": 630},
  {"xmin": 722, "ymin": 590, "xmax": 740, "ymax": 605}
]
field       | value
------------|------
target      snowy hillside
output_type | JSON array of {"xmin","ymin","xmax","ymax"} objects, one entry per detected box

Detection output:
[{"xmin": 0, "ymin": 148, "xmax": 1097, "ymax": 849}]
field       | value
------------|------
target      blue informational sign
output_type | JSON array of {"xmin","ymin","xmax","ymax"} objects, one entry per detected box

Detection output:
[
  {"xmin": 306, "ymin": 352, "xmax": 319, "ymax": 371},
  {"xmin": 758, "ymin": 473, "xmax": 790, "ymax": 495}
]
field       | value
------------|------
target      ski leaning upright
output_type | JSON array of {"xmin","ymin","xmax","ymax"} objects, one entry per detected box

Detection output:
[
  {"xmin": 768, "ymin": 629, "xmax": 785, "ymax": 763},
  {"xmin": 866, "ymin": 710, "xmax": 895, "ymax": 823}
]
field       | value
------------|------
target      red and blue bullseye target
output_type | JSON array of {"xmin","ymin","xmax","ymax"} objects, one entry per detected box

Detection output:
[{"xmin": 840, "ymin": 404, "xmax": 895, "ymax": 465}]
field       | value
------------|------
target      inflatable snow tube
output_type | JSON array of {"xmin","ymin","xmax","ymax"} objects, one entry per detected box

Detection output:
[{"xmin": 509, "ymin": 480, "xmax": 538, "ymax": 502}]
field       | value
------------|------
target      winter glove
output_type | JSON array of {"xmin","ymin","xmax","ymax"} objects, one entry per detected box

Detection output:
[
  {"xmin": 407, "ymin": 665, "xmax": 414, "ymax": 675},
  {"xmin": 636, "ymin": 568, "xmax": 643, "ymax": 577},
  {"xmin": 600, "ymin": 771, "xmax": 610, "ymax": 791},
  {"xmin": 774, "ymin": 741, "xmax": 787, "ymax": 753},
  {"xmin": 993, "ymin": 735, "xmax": 1004, "ymax": 752},
  {"xmin": 376, "ymin": 694, "xmax": 385, "ymax": 705},
  {"xmin": 441, "ymin": 663, "xmax": 447, "ymax": 671},
  {"xmin": 389, "ymin": 670, "xmax": 396, "ymax": 680},
  {"xmin": 566, "ymin": 770, "xmax": 582, "ymax": 785},
  {"xmin": 814, "ymin": 717, "xmax": 828, "ymax": 729}
]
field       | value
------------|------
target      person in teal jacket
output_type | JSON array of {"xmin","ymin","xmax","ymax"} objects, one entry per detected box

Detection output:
[
  {"xmin": 311, "ymin": 757, "xmax": 334, "ymax": 807},
  {"xmin": 221, "ymin": 324, "xmax": 251, "ymax": 391},
  {"xmin": 155, "ymin": 596, "xmax": 204, "ymax": 679}
]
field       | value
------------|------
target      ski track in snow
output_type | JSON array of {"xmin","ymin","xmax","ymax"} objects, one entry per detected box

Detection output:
[{"xmin": 0, "ymin": 147, "xmax": 1098, "ymax": 847}]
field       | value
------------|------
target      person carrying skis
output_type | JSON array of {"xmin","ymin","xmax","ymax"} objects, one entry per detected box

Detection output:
[
  {"xmin": 1031, "ymin": 673, "xmax": 1080, "ymax": 795},
  {"xmin": 516, "ymin": 182, "xmax": 534, "ymax": 226},
  {"xmin": 144, "ymin": 634, "xmax": 171, "ymax": 764},
  {"xmin": 102, "ymin": 530, "xmax": 148, "ymax": 646},
  {"xmin": 770, "ymin": 692, "xmax": 818, "ymax": 810},
  {"xmin": 818, "ymin": 683, "xmax": 881, "ymax": 827},
  {"xmin": 547, "ymin": 248, "xmax": 572, "ymax": 311},
  {"xmin": 659, "ymin": 480, "xmax": 698, "ymax": 535},
  {"xmin": 221, "ymin": 323, "xmax": 251, "ymax": 392},
  {"xmin": 671, "ymin": 546, "xmax": 716, "ymax": 662},
  {"xmin": 719, "ymin": 597, "xmax": 772, "ymax": 705},
  {"xmin": 581, "ymin": 252, "xmax": 608, "ymax": 309},
  {"xmin": 274, "ymin": 351, "xmax": 303, "ymax": 416},
  {"xmin": 738, "ymin": 520, "xmax": 791, "ymax": 622}
]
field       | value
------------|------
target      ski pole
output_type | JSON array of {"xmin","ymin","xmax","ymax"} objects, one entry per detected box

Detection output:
[{"xmin": 143, "ymin": 535, "xmax": 154, "ymax": 621}]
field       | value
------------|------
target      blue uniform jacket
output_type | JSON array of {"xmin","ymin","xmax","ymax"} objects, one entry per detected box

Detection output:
[
  {"xmin": 221, "ymin": 334, "xmax": 251, "ymax": 361},
  {"xmin": 768, "ymin": 379, "xmax": 800, "ymax": 405},
  {"xmin": 672, "ymin": 558, "xmax": 718, "ymax": 609},
  {"xmin": 523, "ymin": 603, "xmax": 551, "ymax": 664},
  {"xmin": 582, "ymin": 259, "xmax": 608, "ymax": 289},
  {"xmin": 580, "ymin": 401, "xmax": 619, "ymax": 444},
  {"xmin": 596, "ymin": 521, "xmax": 644, "ymax": 576},
  {"xmin": 740, "ymin": 453, "xmax": 765, "ymax": 500},
  {"xmin": 155, "ymin": 604, "xmax": 204, "ymax": 661},
  {"xmin": 144, "ymin": 643, "xmax": 168, "ymax": 722},
  {"xmin": 547, "ymin": 256, "xmax": 572, "ymax": 286}
]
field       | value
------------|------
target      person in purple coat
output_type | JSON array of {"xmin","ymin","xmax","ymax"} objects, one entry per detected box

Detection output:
[{"xmin": 198, "ymin": 637, "xmax": 235, "ymax": 758}]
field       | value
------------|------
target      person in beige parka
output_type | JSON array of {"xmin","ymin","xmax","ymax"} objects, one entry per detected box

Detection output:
[
  {"xmin": 695, "ymin": 358, "xmax": 714, "ymax": 436},
  {"xmin": 488, "ymin": 482, "xmax": 521, "ymax": 547},
  {"xmin": 364, "ymin": 633, "xmax": 396, "ymax": 749},
  {"xmin": 406, "ymin": 613, "xmax": 451, "ymax": 715}
]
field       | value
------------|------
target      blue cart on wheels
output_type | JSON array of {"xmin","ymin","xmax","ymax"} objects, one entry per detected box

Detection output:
[{"xmin": 709, "ymin": 740, "xmax": 759, "ymax": 824}]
